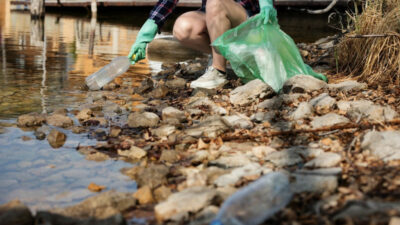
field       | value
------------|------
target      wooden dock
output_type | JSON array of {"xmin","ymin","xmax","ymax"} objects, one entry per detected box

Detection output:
[{"xmin": 11, "ymin": 0, "xmax": 351, "ymax": 8}]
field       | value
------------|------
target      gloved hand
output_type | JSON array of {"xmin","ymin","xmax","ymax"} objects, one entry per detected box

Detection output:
[
  {"xmin": 128, "ymin": 19, "xmax": 158, "ymax": 64},
  {"xmin": 259, "ymin": 0, "xmax": 278, "ymax": 25}
]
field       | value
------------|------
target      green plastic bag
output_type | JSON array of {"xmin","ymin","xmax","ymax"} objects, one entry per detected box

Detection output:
[{"xmin": 212, "ymin": 14, "xmax": 328, "ymax": 92}]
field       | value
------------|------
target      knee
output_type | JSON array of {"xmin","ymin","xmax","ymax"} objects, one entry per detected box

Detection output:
[
  {"xmin": 205, "ymin": 0, "xmax": 227, "ymax": 20},
  {"xmin": 173, "ymin": 17, "xmax": 193, "ymax": 42}
]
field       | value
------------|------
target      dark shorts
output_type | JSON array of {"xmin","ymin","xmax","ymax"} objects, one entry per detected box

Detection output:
[{"xmin": 198, "ymin": 5, "xmax": 255, "ymax": 18}]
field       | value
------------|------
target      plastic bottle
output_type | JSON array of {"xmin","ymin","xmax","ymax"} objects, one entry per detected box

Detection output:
[
  {"xmin": 211, "ymin": 172, "xmax": 293, "ymax": 225},
  {"xmin": 85, "ymin": 56, "xmax": 131, "ymax": 90}
]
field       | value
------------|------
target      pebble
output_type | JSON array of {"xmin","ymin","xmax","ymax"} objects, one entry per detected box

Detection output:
[
  {"xmin": 311, "ymin": 113, "xmax": 350, "ymax": 129},
  {"xmin": 282, "ymin": 75, "xmax": 327, "ymax": 93},
  {"xmin": 304, "ymin": 152, "xmax": 342, "ymax": 168},
  {"xmin": 118, "ymin": 146, "xmax": 147, "ymax": 160},
  {"xmin": 128, "ymin": 112, "xmax": 160, "ymax": 128},
  {"xmin": 133, "ymin": 186, "xmax": 155, "ymax": 205},
  {"xmin": 230, "ymin": 79, "xmax": 274, "ymax": 106},
  {"xmin": 47, "ymin": 129, "xmax": 67, "ymax": 148},
  {"xmin": 222, "ymin": 114, "xmax": 253, "ymax": 129},
  {"xmin": 290, "ymin": 102, "xmax": 313, "ymax": 120}
]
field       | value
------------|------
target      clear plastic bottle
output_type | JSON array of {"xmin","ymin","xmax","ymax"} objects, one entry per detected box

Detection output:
[
  {"xmin": 85, "ymin": 56, "xmax": 131, "ymax": 90},
  {"xmin": 211, "ymin": 172, "xmax": 293, "ymax": 225}
]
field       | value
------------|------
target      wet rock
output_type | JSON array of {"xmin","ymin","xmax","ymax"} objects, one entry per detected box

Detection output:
[
  {"xmin": 76, "ymin": 108, "xmax": 93, "ymax": 121},
  {"xmin": 51, "ymin": 190, "xmax": 135, "ymax": 219},
  {"xmin": 258, "ymin": 96, "xmax": 283, "ymax": 110},
  {"xmin": 135, "ymin": 78, "xmax": 154, "ymax": 94},
  {"xmin": 165, "ymin": 77, "xmax": 187, "ymax": 89},
  {"xmin": 35, "ymin": 211, "xmax": 125, "ymax": 225},
  {"xmin": 159, "ymin": 150, "xmax": 179, "ymax": 164},
  {"xmin": 17, "ymin": 113, "xmax": 45, "ymax": 127},
  {"xmin": 310, "ymin": 93, "xmax": 336, "ymax": 114},
  {"xmin": 128, "ymin": 112, "xmax": 160, "ymax": 128},
  {"xmin": 361, "ymin": 131, "xmax": 400, "ymax": 161},
  {"xmin": 311, "ymin": 113, "xmax": 350, "ymax": 129},
  {"xmin": 154, "ymin": 185, "xmax": 172, "ymax": 203},
  {"xmin": 0, "ymin": 200, "xmax": 33, "ymax": 225},
  {"xmin": 71, "ymin": 126, "xmax": 86, "ymax": 134},
  {"xmin": 34, "ymin": 130, "xmax": 46, "ymax": 140},
  {"xmin": 290, "ymin": 102, "xmax": 313, "ymax": 120},
  {"xmin": 230, "ymin": 79, "xmax": 274, "ymax": 106},
  {"xmin": 47, "ymin": 129, "xmax": 67, "ymax": 148},
  {"xmin": 152, "ymin": 125, "xmax": 176, "ymax": 138},
  {"xmin": 328, "ymin": 80, "xmax": 368, "ymax": 92},
  {"xmin": 185, "ymin": 116, "xmax": 229, "ymax": 139},
  {"xmin": 118, "ymin": 146, "xmax": 147, "ymax": 160},
  {"xmin": 209, "ymin": 153, "xmax": 252, "ymax": 169},
  {"xmin": 304, "ymin": 152, "xmax": 342, "ymax": 168},
  {"xmin": 222, "ymin": 114, "xmax": 253, "ymax": 129},
  {"xmin": 162, "ymin": 107, "xmax": 186, "ymax": 122},
  {"xmin": 53, "ymin": 108, "xmax": 68, "ymax": 115},
  {"xmin": 214, "ymin": 163, "xmax": 264, "ymax": 187},
  {"xmin": 282, "ymin": 75, "xmax": 327, "ymax": 94},
  {"xmin": 133, "ymin": 186, "xmax": 155, "ymax": 205},
  {"xmin": 149, "ymin": 85, "xmax": 169, "ymax": 99},
  {"xmin": 134, "ymin": 164, "xmax": 170, "ymax": 189},
  {"xmin": 291, "ymin": 173, "xmax": 338, "ymax": 193},
  {"xmin": 187, "ymin": 97, "xmax": 227, "ymax": 115},
  {"xmin": 155, "ymin": 186, "xmax": 217, "ymax": 223},
  {"xmin": 46, "ymin": 114, "xmax": 74, "ymax": 128}
]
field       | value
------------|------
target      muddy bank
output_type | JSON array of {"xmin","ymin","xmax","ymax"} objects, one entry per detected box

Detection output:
[{"xmin": 3, "ymin": 37, "xmax": 400, "ymax": 225}]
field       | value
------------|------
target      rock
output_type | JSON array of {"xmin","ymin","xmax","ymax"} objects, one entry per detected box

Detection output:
[
  {"xmin": 310, "ymin": 93, "xmax": 336, "ymax": 114},
  {"xmin": 46, "ymin": 114, "xmax": 74, "ymax": 128},
  {"xmin": 282, "ymin": 75, "xmax": 327, "ymax": 94},
  {"xmin": 190, "ymin": 206, "xmax": 219, "ymax": 225},
  {"xmin": 51, "ymin": 190, "xmax": 135, "ymax": 219},
  {"xmin": 251, "ymin": 146, "xmax": 277, "ymax": 158},
  {"xmin": 34, "ymin": 131, "xmax": 46, "ymax": 140},
  {"xmin": 304, "ymin": 152, "xmax": 342, "ymax": 168},
  {"xmin": 0, "ymin": 200, "xmax": 33, "ymax": 225},
  {"xmin": 361, "ymin": 131, "xmax": 400, "ymax": 161},
  {"xmin": 128, "ymin": 112, "xmax": 160, "ymax": 128},
  {"xmin": 258, "ymin": 96, "xmax": 283, "ymax": 110},
  {"xmin": 165, "ymin": 77, "xmax": 187, "ymax": 89},
  {"xmin": 265, "ymin": 148, "xmax": 303, "ymax": 167},
  {"xmin": 154, "ymin": 185, "xmax": 172, "ymax": 202},
  {"xmin": 118, "ymin": 146, "xmax": 147, "ymax": 160},
  {"xmin": 191, "ymin": 150, "xmax": 210, "ymax": 164},
  {"xmin": 17, "ymin": 113, "xmax": 45, "ymax": 127},
  {"xmin": 155, "ymin": 187, "xmax": 217, "ymax": 223},
  {"xmin": 291, "ymin": 173, "xmax": 338, "ymax": 193},
  {"xmin": 109, "ymin": 126, "xmax": 121, "ymax": 138},
  {"xmin": 152, "ymin": 125, "xmax": 176, "ymax": 138},
  {"xmin": 76, "ymin": 108, "xmax": 93, "ymax": 121},
  {"xmin": 135, "ymin": 78, "xmax": 154, "ymax": 94},
  {"xmin": 72, "ymin": 126, "xmax": 86, "ymax": 134},
  {"xmin": 103, "ymin": 102, "xmax": 122, "ymax": 114},
  {"xmin": 333, "ymin": 200, "xmax": 400, "ymax": 221},
  {"xmin": 149, "ymin": 85, "xmax": 169, "ymax": 99},
  {"xmin": 250, "ymin": 111, "xmax": 276, "ymax": 123},
  {"xmin": 185, "ymin": 116, "xmax": 229, "ymax": 139},
  {"xmin": 230, "ymin": 79, "xmax": 274, "ymax": 106},
  {"xmin": 159, "ymin": 150, "xmax": 179, "ymax": 164},
  {"xmin": 295, "ymin": 167, "xmax": 342, "ymax": 176},
  {"xmin": 162, "ymin": 107, "xmax": 186, "ymax": 122},
  {"xmin": 222, "ymin": 114, "xmax": 253, "ymax": 129},
  {"xmin": 35, "ymin": 211, "xmax": 125, "ymax": 225},
  {"xmin": 311, "ymin": 113, "xmax": 350, "ymax": 129},
  {"xmin": 209, "ymin": 153, "xmax": 252, "ymax": 169},
  {"xmin": 337, "ymin": 100, "xmax": 398, "ymax": 122},
  {"xmin": 187, "ymin": 97, "xmax": 227, "ymax": 115},
  {"xmin": 214, "ymin": 163, "xmax": 264, "ymax": 187},
  {"xmin": 134, "ymin": 164, "xmax": 170, "ymax": 189},
  {"xmin": 281, "ymin": 93, "xmax": 308, "ymax": 105},
  {"xmin": 216, "ymin": 186, "xmax": 238, "ymax": 202},
  {"xmin": 290, "ymin": 102, "xmax": 313, "ymax": 120},
  {"xmin": 47, "ymin": 129, "xmax": 67, "ymax": 148},
  {"xmin": 328, "ymin": 80, "xmax": 368, "ymax": 92},
  {"xmin": 133, "ymin": 186, "xmax": 155, "ymax": 205}
]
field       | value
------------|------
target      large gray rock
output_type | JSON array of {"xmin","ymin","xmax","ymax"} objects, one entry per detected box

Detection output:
[
  {"xmin": 304, "ymin": 152, "xmax": 342, "ymax": 168},
  {"xmin": 361, "ymin": 131, "xmax": 400, "ymax": 161},
  {"xmin": 290, "ymin": 102, "xmax": 313, "ymax": 120},
  {"xmin": 0, "ymin": 200, "xmax": 33, "ymax": 225},
  {"xmin": 185, "ymin": 116, "xmax": 229, "ymax": 139},
  {"xmin": 222, "ymin": 114, "xmax": 253, "ymax": 129},
  {"xmin": 162, "ymin": 107, "xmax": 186, "ymax": 122},
  {"xmin": 310, "ymin": 93, "xmax": 336, "ymax": 114},
  {"xmin": 214, "ymin": 163, "xmax": 264, "ymax": 187},
  {"xmin": 17, "ymin": 113, "xmax": 45, "ymax": 127},
  {"xmin": 328, "ymin": 80, "xmax": 367, "ymax": 92},
  {"xmin": 282, "ymin": 75, "xmax": 327, "ymax": 94},
  {"xmin": 46, "ymin": 114, "xmax": 74, "ymax": 128},
  {"xmin": 51, "ymin": 190, "xmax": 135, "ymax": 219},
  {"xmin": 128, "ymin": 112, "xmax": 160, "ymax": 128},
  {"xmin": 311, "ymin": 113, "xmax": 350, "ymax": 129},
  {"xmin": 337, "ymin": 100, "xmax": 397, "ymax": 122},
  {"xmin": 230, "ymin": 79, "xmax": 274, "ymax": 106},
  {"xmin": 155, "ymin": 187, "xmax": 217, "ymax": 223}
]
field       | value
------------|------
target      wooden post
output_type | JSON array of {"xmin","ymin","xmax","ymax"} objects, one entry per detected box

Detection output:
[
  {"xmin": 91, "ymin": 0, "xmax": 97, "ymax": 18},
  {"xmin": 30, "ymin": 0, "xmax": 45, "ymax": 19}
]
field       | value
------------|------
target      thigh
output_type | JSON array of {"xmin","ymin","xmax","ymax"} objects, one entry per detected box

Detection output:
[
  {"xmin": 174, "ymin": 11, "xmax": 208, "ymax": 34},
  {"xmin": 210, "ymin": 0, "xmax": 248, "ymax": 28}
]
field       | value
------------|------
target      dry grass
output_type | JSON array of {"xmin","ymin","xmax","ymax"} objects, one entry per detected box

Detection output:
[{"xmin": 336, "ymin": 0, "xmax": 400, "ymax": 84}]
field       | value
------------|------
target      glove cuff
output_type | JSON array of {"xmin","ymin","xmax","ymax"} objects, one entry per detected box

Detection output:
[
  {"xmin": 136, "ymin": 19, "xmax": 158, "ymax": 44},
  {"xmin": 259, "ymin": 0, "xmax": 273, "ymax": 9}
]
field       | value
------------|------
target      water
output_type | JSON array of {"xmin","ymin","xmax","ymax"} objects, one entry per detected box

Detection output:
[{"xmin": 0, "ymin": 1, "xmax": 337, "ymax": 211}]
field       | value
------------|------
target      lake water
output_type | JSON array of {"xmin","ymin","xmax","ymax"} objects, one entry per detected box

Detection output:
[{"xmin": 0, "ymin": 1, "xmax": 337, "ymax": 211}]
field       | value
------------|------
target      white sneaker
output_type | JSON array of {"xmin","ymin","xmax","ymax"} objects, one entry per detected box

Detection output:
[{"xmin": 190, "ymin": 66, "xmax": 228, "ymax": 89}]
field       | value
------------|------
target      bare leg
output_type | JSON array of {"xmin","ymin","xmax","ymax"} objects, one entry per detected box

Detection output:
[{"xmin": 206, "ymin": 0, "xmax": 247, "ymax": 72}]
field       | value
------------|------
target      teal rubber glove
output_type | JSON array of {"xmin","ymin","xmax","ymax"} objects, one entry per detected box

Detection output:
[
  {"xmin": 128, "ymin": 19, "xmax": 158, "ymax": 64},
  {"xmin": 259, "ymin": 0, "xmax": 278, "ymax": 25}
]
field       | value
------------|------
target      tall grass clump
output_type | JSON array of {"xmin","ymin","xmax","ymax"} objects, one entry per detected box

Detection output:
[{"xmin": 336, "ymin": 0, "xmax": 400, "ymax": 84}]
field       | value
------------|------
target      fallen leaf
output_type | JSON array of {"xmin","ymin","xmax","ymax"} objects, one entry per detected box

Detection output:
[{"xmin": 88, "ymin": 182, "xmax": 106, "ymax": 192}]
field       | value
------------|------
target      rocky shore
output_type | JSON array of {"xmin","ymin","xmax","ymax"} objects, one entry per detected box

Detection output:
[{"xmin": 2, "ymin": 37, "xmax": 400, "ymax": 225}]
